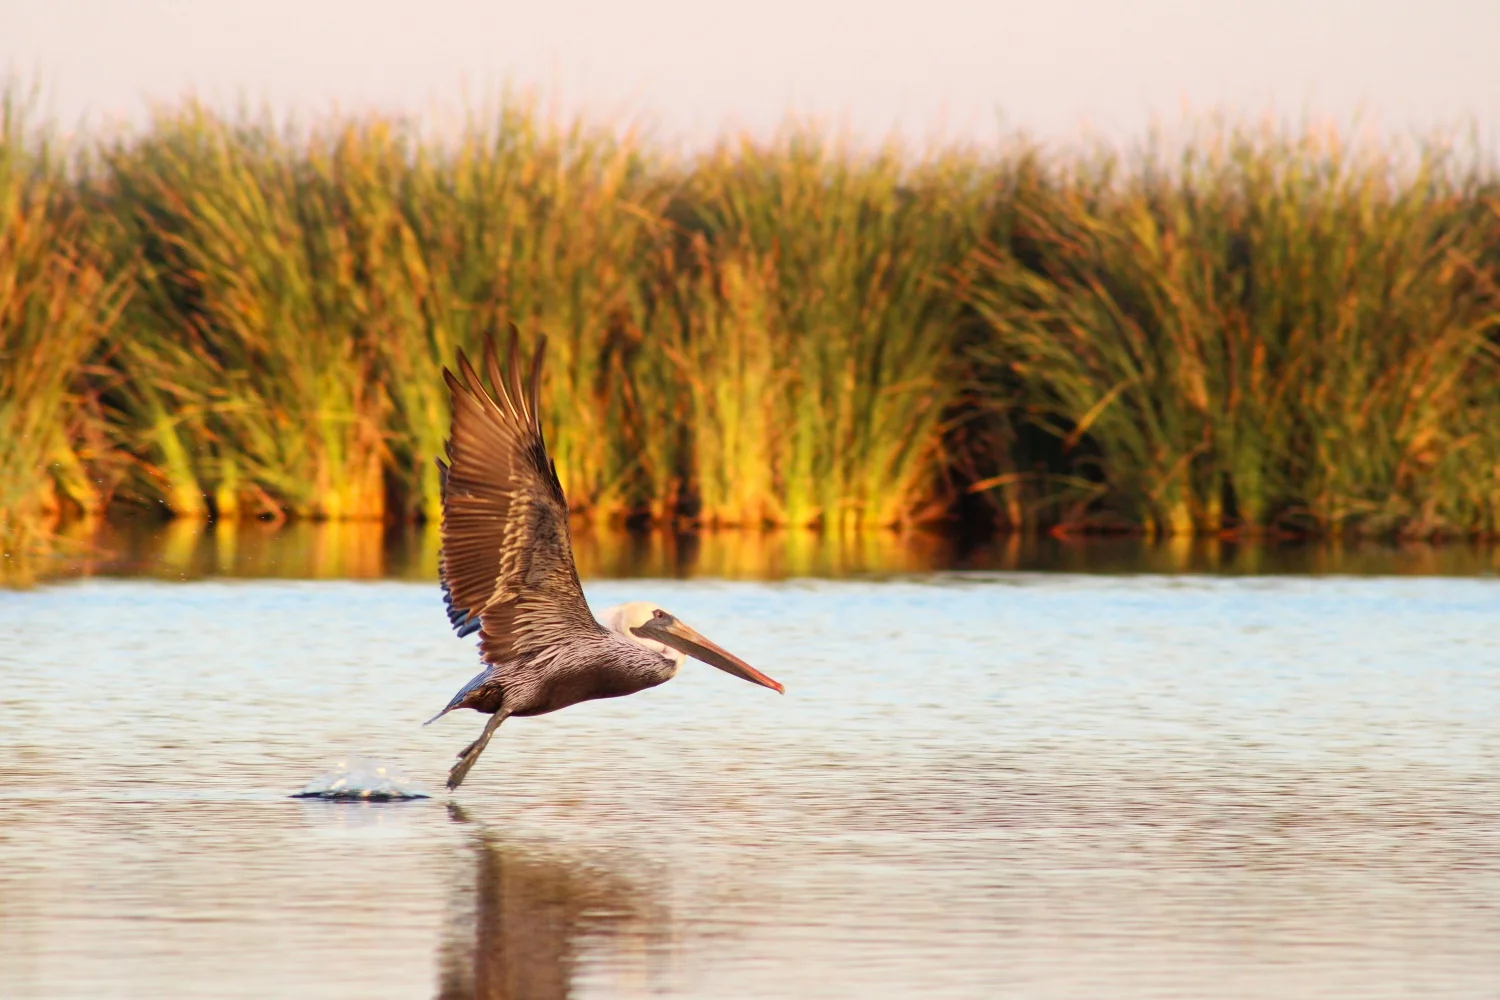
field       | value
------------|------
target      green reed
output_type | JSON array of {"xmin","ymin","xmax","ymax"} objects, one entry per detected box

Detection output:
[
  {"xmin": 357, "ymin": 104, "xmax": 668, "ymax": 523},
  {"xmin": 658, "ymin": 135, "xmax": 983, "ymax": 528},
  {"xmin": 4, "ymin": 93, "xmax": 1500, "ymax": 540},
  {"xmin": 0, "ymin": 92, "xmax": 129, "ymax": 554},
  {"xmin": 963, "ymin": 125, "xmax": 1500, "ymax": 536},
  {"xmin": 92, "ymin": 102, "xmax": 668, "ymax": 524},
  {"xmin": 97, "ymin": 106, "xmax": 389, "ymax": 519}
]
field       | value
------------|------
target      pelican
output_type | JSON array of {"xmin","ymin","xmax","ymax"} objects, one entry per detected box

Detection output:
[{"xmin": 426, "ymin": 331, "xmax": 784, "ymax": 790}]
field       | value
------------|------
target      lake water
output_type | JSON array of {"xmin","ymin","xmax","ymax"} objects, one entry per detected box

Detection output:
[{"xmin": 1, "ymin": 525, "xmax": 1498, "ymax": 998}]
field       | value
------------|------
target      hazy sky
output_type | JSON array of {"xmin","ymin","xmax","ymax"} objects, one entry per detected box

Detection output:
[{"xmin": 8, "ymin": 0, "xmax": 1500, "ymax": 149}]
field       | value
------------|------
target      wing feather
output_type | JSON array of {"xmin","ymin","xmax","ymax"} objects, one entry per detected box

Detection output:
[{"xmin": 436, "ymin": 328, "xmax": 604, "ymax": 663}]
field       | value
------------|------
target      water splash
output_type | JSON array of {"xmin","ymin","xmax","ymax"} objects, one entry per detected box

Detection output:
[{"xmin": 292, "ymin": 755, "xmax": 431, "ymax": 801}]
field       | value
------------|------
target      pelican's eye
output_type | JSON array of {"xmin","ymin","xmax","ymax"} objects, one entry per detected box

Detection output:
[{"xmin": 653, "ymin": 609, "xmax": 668, "ymax": 620}]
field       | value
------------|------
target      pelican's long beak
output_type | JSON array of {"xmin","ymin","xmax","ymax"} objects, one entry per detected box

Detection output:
[{"xmin": 634, "ymin": 616, "xmax": 784, "ymax": 694}]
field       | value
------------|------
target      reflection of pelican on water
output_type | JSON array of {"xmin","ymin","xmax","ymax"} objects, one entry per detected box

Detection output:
[
  {"xmin": 437, "ymin": 805, "xmax": 665, "ymax": 1000},
  {"xmin": 426, "ymin": 332, "xmax": 784, "ymax": 790}
]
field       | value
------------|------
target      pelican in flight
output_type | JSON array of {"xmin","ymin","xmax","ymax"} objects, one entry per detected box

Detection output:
[{"xmin": 427, "ymin": 332, "xmax": 784, "ymax": 790}]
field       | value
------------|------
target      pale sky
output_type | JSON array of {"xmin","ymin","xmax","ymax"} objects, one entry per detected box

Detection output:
[{"xmin": 7, "ymin": 0, "xmax": 1500, "ymax": 150}]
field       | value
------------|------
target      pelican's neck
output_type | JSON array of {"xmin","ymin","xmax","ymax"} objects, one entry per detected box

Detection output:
[{"xmin": 597, "ymin": 602, "xmax": 686, "ymax": 669}]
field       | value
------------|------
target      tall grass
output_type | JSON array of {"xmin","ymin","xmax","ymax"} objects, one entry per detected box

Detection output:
[
  {"xmin": 657, "ymin": 136, "xmax": 985, "ymax": 528},
  {"xmin": 359, "ymin": 106, "xmax": 668, "ymax": 524},
  {"xmin": 963, "ymin": 126, "xmax": 1500, "ymax": 537},
  {"xmin": 4, "ymin": 90, "xmax": 1500, "ymax": 541},
  {"xmin": 94, "ymin": 102, "xmax": 669, "ymax": 525},
  {"xmin": 97, "ymin": 107, "xmax": 390, "ymax": 519},
  {"xmin": 0, "ymin": 93, "xmax": 129, "ymax": 556}
]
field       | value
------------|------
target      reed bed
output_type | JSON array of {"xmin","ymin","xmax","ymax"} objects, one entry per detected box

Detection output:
[
  {"xmin": 0, "ymin": 93, "xmax": 129, "ymax": 560},
  {"xmin": 652, "ymin": 136, "xmax": 987, "ymax": 528},
  {"xmin": 2, "ymin": 90, "xmax": 1499, "ymax": 546},
  {"xmin": 963, "ymin": 126, "xmax": 1500, "ymax": 537}
]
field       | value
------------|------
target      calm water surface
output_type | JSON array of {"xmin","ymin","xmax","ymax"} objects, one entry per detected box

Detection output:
[{"xmin": 1, "ymin": 529, "xmax": 1498, "ymax": 997}]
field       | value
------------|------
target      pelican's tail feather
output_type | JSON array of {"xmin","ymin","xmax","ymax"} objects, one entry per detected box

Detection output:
[{"xmin": 423, "ymin": 666, "xmax": 493, "ymax": 726}]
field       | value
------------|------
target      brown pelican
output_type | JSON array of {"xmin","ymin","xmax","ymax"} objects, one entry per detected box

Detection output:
[{"xmin": 426, "ymin": 332, "xmax": 784, "ymax": 790}]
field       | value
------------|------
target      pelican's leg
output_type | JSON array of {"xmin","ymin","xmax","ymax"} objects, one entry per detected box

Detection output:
[{"xmin": 447, "ymin": 711, "xmax": 508, "ymax": 791}]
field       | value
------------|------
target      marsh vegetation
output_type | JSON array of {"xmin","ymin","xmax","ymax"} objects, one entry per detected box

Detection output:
[{"xmin": 4, "ymin": 90, "xmax": 1499, "ymax": 555}]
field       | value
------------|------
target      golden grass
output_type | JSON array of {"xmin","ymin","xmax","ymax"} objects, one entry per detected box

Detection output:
[
  {"xmin": 0, "ymin": 92, "xmax": 130, "ymax": 557},
  {"xmin": 3, "ymin": 89, "xmax": 1499, "ymax": 541},
  {"xmin": 962, "ymin": 126, "xmax": 1500, "ymax": 537}
]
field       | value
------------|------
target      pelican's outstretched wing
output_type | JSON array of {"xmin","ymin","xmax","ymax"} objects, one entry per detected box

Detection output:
[{"xmin": 436, "ymin": 331, "xmax": 605, "ymax": 663}]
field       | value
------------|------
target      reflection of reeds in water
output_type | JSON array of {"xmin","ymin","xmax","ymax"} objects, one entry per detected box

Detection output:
[
  {"xmin": 48, "ymin": 517, "xmax": 396, "ymax": 581},
  {"xmin": 438, "ymin": 806, "xmax": 667, "ymax": 1000},
  {"xmin": 17, "ymin": 519, "xmax": 1500, "ymax": 583},
  {"xmin": 0, "ymin": 513, "xmax": 104, "ymax": 587},
  {"xmin": 568, "ymin": 526, "xmax": 962, "ymax": 579}
]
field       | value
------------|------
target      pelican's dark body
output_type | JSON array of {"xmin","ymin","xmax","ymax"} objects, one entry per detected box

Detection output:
[{"xmin": 439, "ymin": 640, "xmax": 680, "ymax": 720}]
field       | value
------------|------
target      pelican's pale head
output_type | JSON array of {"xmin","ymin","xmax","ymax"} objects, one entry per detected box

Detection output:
[
  {"xmin": 599, "ymin": 601, "xmax": 684, "ymax": 667},
  {"xmin": 598, "ymin": 601, "xmax": 784, "ymax": 694}
]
